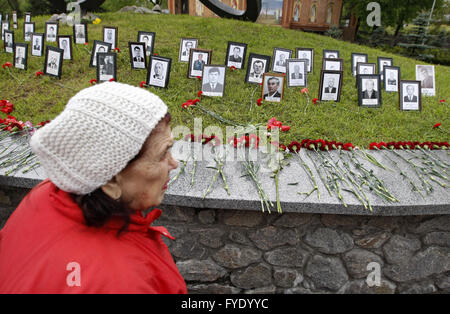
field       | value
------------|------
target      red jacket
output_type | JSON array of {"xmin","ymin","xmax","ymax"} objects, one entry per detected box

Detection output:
[{"xmin": 0, "ymin": 180, "xmax": 187, "ymax": 294}]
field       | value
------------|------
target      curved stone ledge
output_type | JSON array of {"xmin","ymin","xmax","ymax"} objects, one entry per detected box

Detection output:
[{"xmin": 0, "ymin": 140, "xmax": 449, "ymax": 216}]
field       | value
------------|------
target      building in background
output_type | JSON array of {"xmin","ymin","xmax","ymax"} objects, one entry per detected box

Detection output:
[{"xmin": 168, "ymin": 0, "xmax": 246, "ymax": 17}]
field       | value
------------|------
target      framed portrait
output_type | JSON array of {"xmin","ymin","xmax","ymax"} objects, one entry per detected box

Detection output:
[
  {"xmin": 377, "ymin": 57, "xmax": 393, "ymax": 80},
  {"xmin": 1, "ymin": 21, "xmax": 9, "ymax": 41},
  {"xmin": 45, "ymin": 22, "xmax": 58, "ymax": 42},
  {"xmin": 323, "ymin": 49, "xmax": 340, "ymax": 59},
  {"xmin": 188, "ymin": 48, "xmax": 212, "ymax": 79},
  {"xmin": 322, "ymin": 58, "xmax": 343, "ymax": 71},
  {"xmin": 44, "ymin": 46, "xmax": 64, "ymax": 79},
  {"xmin": 58, "ymin": 35, "xmax": 73, "ymax": 60},
  {"xmin": 415, "ymin": 65, "xmax": 435, "ymax": 96},
  {"xmin": 201, "ymin": 65, "xmax": 226, "ymax": 97},
  {"xmin": 97, "ymin": 52, "xmax": 117, "ymax": 83},
  {"xmin": 383, "ymin": 66, "xmax": 401, "ymax": 93},
  {"xmin": 137, "ymin": 31, "xmax": 155, "ymax": 57},
  {"xmin": 23, "ymin": 22, "xmax": 34, "ymax": 42},
  {"xmin": 245, "ymin": 53, "xmax": 271, "ymax": 84},
  {"xmin": 225, "ymin": 41, "xmax": 247, "ymax": 69},
  {"xmin": 272, "ymin": 48, "xmax": 292, "ymax": 73},
  {"xmin": 399, "ymin": 80, "xmax": 422, "ymax": 111},
  {"xmin": 351, "ymin": 53, "xmax": 368, "ymax": 76},
  {"xmin": 73, "ymin": 23, "xmax": 88, "ymax": 44},
  {"xmin": 286, "ymin": 58, "xmax": 307, "ymax": 87},
  {"xmin": 13, "ymin": 43, "xmax": 28, "ymax": 70},
  {"xmin": 4, "ymin": 30, "xmax": 14, "ymax": 53},
  {"xmin": 357, "ymin": 74, "xmax": 382, "ymax": 107},
  {"xmin": 89, "ymin": 40, "xmax": 112, "ymax": 67},
  {"xmin": 103, "ymin": 26, "xmax": 118, "ymax": 50},
  {"xmin": 129, "ymin": 42, "xmax": 147, "ymax": 69},
  {"xmin": 31, "ymin": 33, "xmax": 44, "ymax": 57},
  {"xmin": 179, "ymin": 38, "xmax": 198, "ymax": 62},
  {"xmin": 25, "ymin": 12, "xmax": 31, "ymax": 23},
  {"xmin": 147, "ymin": 55, "xmax": 172, "ymax": 89},
  {"xmin": 319, "ymin": 70, "xmax": 343, "ymax": 102},
  {"xmin": 262, "ymin": 73, "xmax": 285, "ymax": 102},
  {"xmin": 355, "ymin": 63, "xmax": 376, "ymax": 88},
  {"xmin": 12, "ymin": 11, "xmax": 18, "ymax": 29},
  {"xmin": 296, "ymin": 48, "xmax": 314, "ymax": 73}
]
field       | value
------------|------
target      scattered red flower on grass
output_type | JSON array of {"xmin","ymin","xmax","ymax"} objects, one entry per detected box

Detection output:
[
  {"xmin": 301, "ymin": 88, "xmax": 309, "ymax": 94},
  {"xmin": 229, "ymin": 66, "xmax": 236, "ymax": 71},
  {"xmin": 196, "ymin": 76, "xmax": 202, "ymax": 81},
  {"xmin": 153, "ymin": 53, "xmax": 158, "ymax": 56},
  {"xmin": 35, "ymin": 71, "xmax": 44, "ymax": 77},
  {"xmin": 439, "ymin": 99, "xmax": 446, "ymax": 103},
  {"xmin": 312, "ymin": 98, "xmax": 318, "ymax": 105},
  {"xmin": 139, "ymin": 81, "xmax": 147, "ymax": 88},
  {"xmin": 256, "ymin": 98, "xmax": 262, "ymax": 106},
  {"xmin": 0, "ymin": 100, "xmax": 14, "ymax": 114},
  {"xmin": 84, "ymin": 42, "xmax": 89, "ymax": 46},
  {"xmin": 182, "ymin": 99, "xmax": 198, "ymax": 109},
  {"xmin": 90, "ymin": 79, "xmax": 97, "ymax": 85},
  {"xmin": 109, "ymin": 78, "xmax": 116, "ymax": 82},
  {"xmin": 281, "ymin": 125, "xmax": 290, "ymax": 132},
  {"xmin": 2, "ymin": 62, "xmax": 12, "ymax": 69},
  {"xmin": 37, "ymin": 120, "xmax": 51, "ymax": 127},
  {"xmin": 113, "ymin": 47, "xmax": 120, "ymax": 53},
  {"xmin": 197, "ymin": 91, "xmax": 203, "ymax": 97},
  {"xmin": 433, "ymin": 123, "xmax": 442, "ymax": 128}
]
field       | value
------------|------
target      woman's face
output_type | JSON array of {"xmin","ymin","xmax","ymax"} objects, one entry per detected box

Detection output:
[{"xmin": 112, "ymin": 122, "xmax": 178, "ymax": 211}]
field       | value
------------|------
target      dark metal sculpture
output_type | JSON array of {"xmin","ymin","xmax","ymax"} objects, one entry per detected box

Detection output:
[{"xmin": 198, "ymin": 0, "xmax": 262, "ymax": 22}]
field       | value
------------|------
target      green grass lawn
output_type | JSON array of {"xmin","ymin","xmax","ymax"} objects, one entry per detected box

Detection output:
[{"xmin": 0, "ymin": 12, "xmax": 449, "ymax": 148}]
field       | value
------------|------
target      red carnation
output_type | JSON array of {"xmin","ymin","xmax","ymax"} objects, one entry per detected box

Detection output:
[
  {"xmin": 433, "ymin": 123, "xmax": 442, "ymax": 128},
  {"xmin": 281, "ymin": 125, "xmax": 290, "ymax": 132},
  {"xmin": 312, "ymin": 98, "xmax": 318, "ymax": 105},
  {"xmin": 153, "ymin": 53, "xmax": 158, "ymax": 56},
  {"xmin": 90, "ymin": 79, "xmax": 97, "ymax": 85},
  {"xmin": 113, "ymin": 47, "xmax": 121, "ymax": 53},
  {"xmin": 279, "ymin": 143, "xmax": 286, "ymax": 151},
  {"xmin": 84, "ymin": 42, "xmax": 89, "ymax": 46},
  {"xmin": 139, "ymin": 81, "xmax": 147, "ymax": 88},
  {"xmin": 197, "ymin": 91, "xmax": 203, "ymax": 97},
  {"xmin": 109, "ymin": 78, "xmax": 115, "ymax": 82},
  {"xmin": 301, "ymin": 88, "xmax": 309, "ymax": 94},
  {"xmin": 196, "ymin": 76, "xmax": 202, "ymax": 81},
  {"xmin": 343, "ymin": 143, "xmax": 355, "ymax": 151},
  {"xmin": 288, "ymin": 141, "xmax": 301, "ymax": 153},
  {"xmin": 229, "ymin": 66, "xmax": 236, "ymax": 71},
  {"xmin": 2, "ymin": 62, "xmax": 12, "ymax": 69},
  {"xmin": 35, "ymin": 71, "xmax": 44, "ymax": 77},
  {"xmin": 439, "ymin": 99, "xmax": 445, "ymax": 103},
  {"xmin": 257, "ymin": 98, "xmax": 262, "ymax": 106}
]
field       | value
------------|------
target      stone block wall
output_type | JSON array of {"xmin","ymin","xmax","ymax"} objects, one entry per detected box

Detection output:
[{"xmin": 1, "ymin": 185, "xmax": 449, "ymax": 294}]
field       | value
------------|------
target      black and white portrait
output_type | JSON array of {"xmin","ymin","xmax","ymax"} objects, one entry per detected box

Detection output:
[
  {"xmin": 97, "ymin": 52, "xmax": 116, "ymax": 82},
  {"xmin": 319, "ymin": 71, "xmax": 342, "ymax": 102},
  {"xmin": 245, "ymin": 53, "xmax": 270, "ymax": 84},
  {"xmin": 90, "ymin": 40, "xmax": 112, "ymax": 67},
  {"xmin": 201, "ymin": 65, "xmax": 226, "ymax": 97},
  {"xmin": 147, "ymin": 56, "xmax": 171, "ymax": 88},
  {"xmin": 103, "ymin": 27, "xmax": 117, "ymax": 50},
  {"xmin": 384, "ymin": 66, "xmax": 400, "ymax": 92},
  {"xmin": 296, "ymin": 48, "xmax": 314, "ymax": 73},
  {"xmin": 272, "ymin": 48, "xmax": 292, "ymax": 73},
  {"xmin": 73, "ymin": 23, "xmax": 87, "ymax": 44},
  {"xmin": 14, "ymin": 43, "xmax": 28, "ymax": 70},
  {"xmin": 45, "ymin": 23, "xmax": 58, "ymax": 42},
  {"xmin": 262, "ymin": 73, "xmax": 285, "ymax": 102},
  {"xmin": 129, "ymin": 43, "xmax": 147, "ymax": 69},
  {"xmin": 356, "ymin": 63, "xmax": 376, "ymax": 76},
  {"xmin": 4, "ymin": 30, "xmax": 14, "ymax": 53},
  {"xmin": 138, "ymin": 31, "xmax": 155, "ymax": 57},
  {"xmin": 25, "ymin": 12, "xmax": 31, "ymax": 23},
  {"xmin": 416, "ymin": 65, "xmax": 435, "ymax": 96},
  {"xmin": 31, "ymin": 33, "xmax": 44, "ymax": 56},
  {"xmin": 44, "ymin": 46, "xmax": 64, "ymax": 78},
  {"xmin": 58, "ymin": 36, "xmax": 72, "ymax": 60},
  {"xmin": 358, "ymin": 75, "xmax": 382, "ymax": 107},
  {"xmin": 1, "ymin": 21, "xmax": 9, "ymax": 41},
  {"xmin": 23, "ymin": 22, "xmax": 34, "ymax": 42},
  {"xmin": 322, "ymin": 58, "xmax": 343, "ymax": 71},
  {"xmin": 179, "ymin": 38, "xmax": 198, "ymax": 62},
  {"xmin": 226, "ymin": 42, "xmax": 247, "ymax": 69},
  {"xmin": 377, "ymin": 57, "xmax": 393, "ymax": 80},
  {"xmin": 286, "ymin": 59, "xmax": 307, "ymax": 87},
  {"xmin": 323, "ymin": 50, "xmax": 340, "ymax": 59},
  {"xmin": 188, "ymin": 49, "xmax": 211, "ymax": 78},
  {"xmin": 12, "ymin": 11, "xmax": 17, "ymax": 29},
  {"xmin": 351, "ymin": 53, "xmax": 368, "ymax": 76},
  {"xmin": 400, "ymin": 81, "xmax": 421, "ymax": 111}
]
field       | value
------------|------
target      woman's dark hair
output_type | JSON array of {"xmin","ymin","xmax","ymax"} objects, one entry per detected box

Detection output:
[{"xmin": 71, "ymin": 112, "xmax": 172, "ymax": 236}]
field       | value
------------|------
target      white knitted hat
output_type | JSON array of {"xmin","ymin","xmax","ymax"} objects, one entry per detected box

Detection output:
[{"xmin": 30, "ymin": 82, "xmax": 168, "ymax": 195}]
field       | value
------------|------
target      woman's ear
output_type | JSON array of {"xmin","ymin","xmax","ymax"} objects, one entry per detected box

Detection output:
[{"xmin": 100, "ymin": 176, "xmax": 122, "ymax": 201}]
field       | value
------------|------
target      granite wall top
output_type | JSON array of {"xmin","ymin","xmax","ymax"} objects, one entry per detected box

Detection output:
[{"xmin": 0, "ymin": 140, "xmax": 449, "ymax": 216}]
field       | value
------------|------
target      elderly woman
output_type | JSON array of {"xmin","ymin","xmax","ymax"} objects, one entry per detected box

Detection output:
[{"xmin": 0, "ymin": 82, "xmax": 186, "ymax": 293}]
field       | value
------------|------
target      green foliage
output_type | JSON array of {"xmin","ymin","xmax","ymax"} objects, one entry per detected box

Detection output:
[
  {"xmin": 369, "ymin": 26, "xmax": 386, "ymax": 47},
  {"xmin": 324, "ymin": 25, "xmax": 343, "ymax": 40},
  {"xmin": 0, "ymin": 13, "xmax": 449, "ymax": 148}
]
